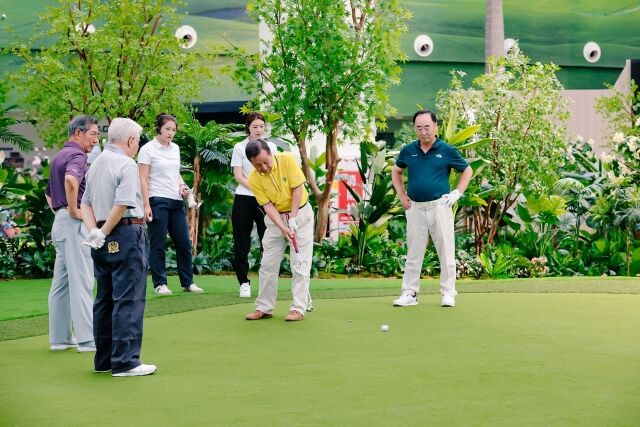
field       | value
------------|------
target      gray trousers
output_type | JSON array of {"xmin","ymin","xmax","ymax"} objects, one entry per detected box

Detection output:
[{"xmin": 49, "ymin": 208, "xmax": 94, "ymax": 344}]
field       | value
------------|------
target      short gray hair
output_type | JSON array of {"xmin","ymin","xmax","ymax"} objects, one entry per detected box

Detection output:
[
  {"xmin": 107, "ymin": 118, "xmax": 143, "ymax": 144},
  {"xmin": 68, "ymin": 115, "xmax": 98, "ymax": 137}
]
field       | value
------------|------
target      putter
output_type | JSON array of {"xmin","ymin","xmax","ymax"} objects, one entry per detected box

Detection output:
[{"xmin": 291, "ymin": 235, "xmax": 314, "ymax": 312}]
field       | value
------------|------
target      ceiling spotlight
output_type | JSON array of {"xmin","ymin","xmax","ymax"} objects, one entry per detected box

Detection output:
[
  {"xmin": 583, "ymin": 41, "xmax": 601, "ymax": 63},
  {"xmin": 413, "ymin": 34, "xmax": 434, "ymax": 58},
  {"xmin": 175, "ymin": 25, "xmax": 197, "ymax": 49},
  {"xmin": 504, "ymin": 38, "xmax": 517, "ymax": 55}
]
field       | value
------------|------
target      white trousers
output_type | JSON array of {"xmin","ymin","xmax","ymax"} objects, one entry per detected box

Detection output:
[
  {"xmin": 255, "ymin": 203, "xmax": 313, "ymax": 315},
  {"xmin": 49, "ymin": 209, "xmax": 95, "ymax": 344},
  {"xmin": 401, "ymin": 200, "xmax": 457, "ymax": 297}
]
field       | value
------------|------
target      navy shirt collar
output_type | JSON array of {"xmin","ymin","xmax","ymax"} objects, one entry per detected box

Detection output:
[{"xmin": 413, "ymin": 138, "xmax": 443, "ymax": 153}]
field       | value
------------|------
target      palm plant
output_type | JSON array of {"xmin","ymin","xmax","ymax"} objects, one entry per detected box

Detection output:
[
  {"xmin": 0, "ymin": 83, "xmax": 34, "ymax": 152},
  {"xmin": 172, "ymin": 113, "xmax": 243, "ymax": 254}
]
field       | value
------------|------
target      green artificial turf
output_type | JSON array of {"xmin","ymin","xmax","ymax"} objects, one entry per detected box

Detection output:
[
  {"xmin": 1, "ymin": 293, "xmax": 639, "ymax": 426},
  {"xmin": 2, "ymin": 275, "xmax": 640, "ymax": 341}
]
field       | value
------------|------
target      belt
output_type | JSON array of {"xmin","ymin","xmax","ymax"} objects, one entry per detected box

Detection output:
[
  {"xmin": 96, "ymin": 217, "xmax": 144, "ymax": 228},
  {"xmin": 281, "ymin": 202, "xmax": 308, "ymax": 214},
  {"xmin": 53, "ymin": 207, "xmax": 67, "ymax": 212},
  {"xmin": 413, "ymin": 199, "xmax": 442, "ymax": 208}
]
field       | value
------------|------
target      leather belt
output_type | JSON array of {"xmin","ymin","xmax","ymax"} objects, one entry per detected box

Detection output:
[
  {"xmin": 281, "ymin": 202, "xmax": 308, "ymax": 214},
  {"xmin": 97, "ymin": 217, "xmax": 144, "ymax": 228}
]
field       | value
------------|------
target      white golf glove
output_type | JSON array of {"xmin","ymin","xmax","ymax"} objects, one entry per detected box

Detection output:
[
  {"xmin": 83, "ymin": 228, "xmax": 106, "ymax": 249},
  {"xmin": 442, "ymin": 189, "xmax": 462, "ymax": 208},
  {"xmin": 288, "ymin": 217, "xmax": 299, "ymax": 235}
]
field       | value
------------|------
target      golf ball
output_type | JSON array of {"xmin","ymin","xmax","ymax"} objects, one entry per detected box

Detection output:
[
  {"xmin": 1, "ymin": 14, "xmax": 6, "ymax": 21},
  {"xmin": 380, "ymin": 324, "xmax": 389, "ymax": 332}
]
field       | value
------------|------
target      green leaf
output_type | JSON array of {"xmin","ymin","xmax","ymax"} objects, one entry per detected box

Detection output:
[
  {"xmin": 448, "ymin": 125, "xmax": 480, "ymax": 144},
  {"xmin": 457, "ymin": 137, "xmax": 493, "ymax": 151}
]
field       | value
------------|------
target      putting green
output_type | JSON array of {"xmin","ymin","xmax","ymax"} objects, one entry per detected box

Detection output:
[{"xmin": 1, "ymin": 293, "xmax": 639, "ymax": 425}]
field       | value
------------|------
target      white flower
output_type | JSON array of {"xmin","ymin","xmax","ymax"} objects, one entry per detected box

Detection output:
[
  {"xmin": 599, "ymin": 152, "xmax": 614, "ymax": 163},
  {"xmin": 612, "ymin": 132, "xmax": 625, "ymax": 143},
  {"xmin": 587, "ymin": 139, "xmax": 595, "ymax": 146},
  {"xmin": 628, "ymin": 136, "xmax": 638, "ymax": 152},
  {"xmin": 635, "ymin": 117, "xmax": 640, "ymax": 127}
]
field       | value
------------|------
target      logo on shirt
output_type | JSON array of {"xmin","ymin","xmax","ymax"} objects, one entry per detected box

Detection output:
[
  {"xmin": 435, "ymin": 154, "xmax": 443, "ymax": 158},
  {"xmin": 282, "ymin": 177, "xmax": 287, "ymax": 183},
  {"xmin": 411, "ymin": 154, "xmax": 418, "ymax": 157}
]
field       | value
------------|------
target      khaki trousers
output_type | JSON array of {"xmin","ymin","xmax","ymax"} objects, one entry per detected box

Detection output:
[
  {"xmin": 255, "ymin": 203, "xmax": 313, "ymax": 315},
  {"xmin": 401, "ymin": 199, "xmax": 457, "ymax": 297}
]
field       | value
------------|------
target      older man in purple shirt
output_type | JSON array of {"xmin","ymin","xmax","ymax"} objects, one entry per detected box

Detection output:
[{"xmin": 45, "ymin": 115, "xmax": 99, "ymax": 352}]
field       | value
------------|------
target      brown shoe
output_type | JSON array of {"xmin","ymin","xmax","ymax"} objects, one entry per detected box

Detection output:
[
  {"xmin": 246, "ymin": 310, "xmax": 273, "ymax": 320},
  {"xmin": 284, "ymin": 310, "xmax": 304, "ymax": 322}
]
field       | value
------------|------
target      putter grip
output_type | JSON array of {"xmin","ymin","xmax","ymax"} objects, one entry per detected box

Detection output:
[{"xmin": 291, "ymin": 236, "xmax": 299, "ymax": 253}]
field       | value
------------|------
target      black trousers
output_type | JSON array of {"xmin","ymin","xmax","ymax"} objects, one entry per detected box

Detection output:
[
  {"xmin": 91, "ymin": 224, "xmax": 147, "ymax": 374},
  {"xmin": 147, "ymin": 197, "xmax": 193, "ymax": 288},
  {"xmin": 231, "ymin": 194, "xmax": 267, "ymax": 285}
]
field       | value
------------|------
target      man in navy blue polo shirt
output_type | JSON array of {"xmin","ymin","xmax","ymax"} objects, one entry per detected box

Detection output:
[
  {"xmin": 392, "ymin": 110, "xmax": 473, "ymax": 308},
  {"xmin": 45, "ymin": 115, "xmax": 99, "ymax": 352}
]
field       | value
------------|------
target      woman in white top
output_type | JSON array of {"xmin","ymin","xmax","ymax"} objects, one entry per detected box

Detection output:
[
  {"xmin": 138, "ymin": 113, "xmax": 203, "ymax": 295},
  {"xmin": 231, "ymin": 112, "xmax": 277, "ymax": 297}
]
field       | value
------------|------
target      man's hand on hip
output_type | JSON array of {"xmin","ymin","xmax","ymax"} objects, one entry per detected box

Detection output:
[
  {"xmin": 442, "ymin": 189, "xmax": 462, "ymax": 208},
  {"xmin": 400, "ymin": 193, "xmax": 412, "ymax": 210}
]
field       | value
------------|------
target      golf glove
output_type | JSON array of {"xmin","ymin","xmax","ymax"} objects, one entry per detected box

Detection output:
[
  {"xmin": 442, "ymin": 189, "xmax": 462, "ymax": 208},
  {"xmin": 84, "ymin": 228, "xmax": 106, "ymax": 249},
  {"xmin": 288, "ymin": 217, "xmax": 299, "ymax": 235}
]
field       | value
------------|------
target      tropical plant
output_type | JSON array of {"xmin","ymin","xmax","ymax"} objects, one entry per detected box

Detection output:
[
  {"xmin": 340, "ymin": 140, "xmax": 401, "ymax": 267},
  {"xmin": 226, "ymin": 0, "xmax": 410, "ymax": 241},
  {"xmin": 7, "ymin": 0, "xmax": 215, "ymax": 147},
  {"xmin": 0, "ymin": 82, "xmax": 33, "ymax": 152},
  {"xmin": 172, "ymin": 112, "xmax": 243, "ymax": 254}
]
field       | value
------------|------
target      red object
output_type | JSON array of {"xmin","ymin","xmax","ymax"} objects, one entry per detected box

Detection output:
[{"xmin": 337, "ymin": 170, "xmax": 363, "ymax": 234}]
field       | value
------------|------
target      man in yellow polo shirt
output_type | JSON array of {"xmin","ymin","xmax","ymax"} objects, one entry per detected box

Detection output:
[{"xmin": 244, "ymin": 139, "xmax": 313, "ymax": 322}]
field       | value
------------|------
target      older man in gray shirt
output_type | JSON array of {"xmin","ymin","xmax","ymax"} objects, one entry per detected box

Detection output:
[{"xmin": 81, "ymin": 117, "xmax": 156, "ymax": 377}]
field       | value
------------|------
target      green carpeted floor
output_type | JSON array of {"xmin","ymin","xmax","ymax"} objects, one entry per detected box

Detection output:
[{"xmin": 1, "ymin": 277, "xmax": 640, "ymax": 425}]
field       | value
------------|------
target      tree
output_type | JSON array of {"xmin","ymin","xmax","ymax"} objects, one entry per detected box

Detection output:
[
  {"xmin": 437, "ymin": 49, "xmax": 569, "ymax": 253},
  {"xmin": 8, "ymin": 0, "xmax": 215, "ymax": 147},
  {"xmin": 227, "ymin": 0, "xmax": 410, "ymax": 241}
]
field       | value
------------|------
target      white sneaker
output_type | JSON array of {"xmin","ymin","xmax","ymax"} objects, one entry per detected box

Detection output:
[
  {"xmin": 155, "ymin": 284, "xmax": 173, "ymax": 295},
  {"xmin": 239, "ymin": 283, "xmax": 251, "ymax": 298},
  {"xmin": 50, "ymin": 337, "xmax": 78, "ymax": 351},
  {"xmin": 393, "ymin": 291, "xmax": 418, "ymax": 307},
  {"xmin": 441, "ymin": 295, "xmax": 456, "ymax": 307},
  {"xmin": 78, "ymin": 342, "xmax": 97, "ymax": 353},
  {"xmin": 185, "ymin": 284, "xmax": 204, "ymax": 293},
  {"xmin": 112, "ymin": 364, "xmax": 157, "ymax": 377}
]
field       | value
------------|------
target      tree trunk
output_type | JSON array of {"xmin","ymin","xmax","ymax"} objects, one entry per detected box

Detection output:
[
  {"xmin": 187, "ymin": 155, "xmax": 201, "ymax": 256},
  {"xmin": 313, "ymin": 123, "xmax": 341, "ymax": 242}
]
